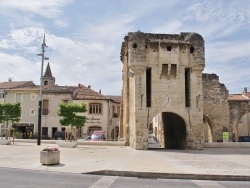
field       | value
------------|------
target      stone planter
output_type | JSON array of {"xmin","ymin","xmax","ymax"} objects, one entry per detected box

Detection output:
[
  {"xmin": 40, "ymin": 151, "xmax": 60, "ymax": 165},
  {"xmin": 0, "ymin": 140, "xmax": 12, "ymax": 145}
]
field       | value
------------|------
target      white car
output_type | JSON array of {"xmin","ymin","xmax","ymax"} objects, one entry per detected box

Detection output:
[{"xmin": 77, "ymin": 136, "xmax": 91, "ymax": 142}]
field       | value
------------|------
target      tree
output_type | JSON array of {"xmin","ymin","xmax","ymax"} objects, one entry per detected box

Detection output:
[
  {"xmin": 0, "ymin": 103, "xmax": 21, "ymax": 127},
  {"xmin": 0, "ymin": 103, "xmax": 21, "ymax": 139},
  {"xmin": 58, "ymin": 102, "xmax": 87, "ymax": 141}
]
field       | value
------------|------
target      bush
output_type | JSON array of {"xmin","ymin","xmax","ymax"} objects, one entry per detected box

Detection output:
[{"xmin": 13, "ymin": 131, "xmax": 23, "ymax": 139}]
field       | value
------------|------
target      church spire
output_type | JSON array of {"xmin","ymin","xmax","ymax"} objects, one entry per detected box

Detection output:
[
  {"xmin": 42, "ymin": 62, "xmax": 55, "ymax": 86},
  {"xmin": 44, "ymin": 62, "xmax": 53, "ymax": 77}
]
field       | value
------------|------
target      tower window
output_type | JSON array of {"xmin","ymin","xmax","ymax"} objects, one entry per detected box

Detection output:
[
  {"xmin": 185, "ymin": 68, "xmax": 191, "ymax": 107},
  {"xmin": 44, "ymin": 81, "xmax": 48, "ymax": 85},
  {"xmin": 167, "ymin": 46, "xmax": 172, "ymax": 51},
  {"xmin": 190, "ymin": 47, "xmax": 194, "ymax": 53},
  {"xmin": 146, "ymin": 68, "xmax": 151, "ymax": 107},
  {"xmin": 162, "ymin": 64, "xmax": 168, "ymax": 75},
  {"xmin": 170, "ymin": 64, "xmax": 177, "ymax": 78},
  {"xmin": 133, "ymin": 43, "xmax": 137, "ymax": 48}
]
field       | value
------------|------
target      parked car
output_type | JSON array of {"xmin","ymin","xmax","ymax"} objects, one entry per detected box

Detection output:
[
  {"xmin": 77, "ymin": 136, "xmax": 91, "ymax": 142},
  {"xmin": 238, "ymin": 136, "xmax": 250, "ymax": 142},
  {"xmin": 53, "ymin": 131, "xmax": 65, "ymax": 140},
  {"xmin": 91, "ymin": 131, "xmax": 106, "ymax": 141}
]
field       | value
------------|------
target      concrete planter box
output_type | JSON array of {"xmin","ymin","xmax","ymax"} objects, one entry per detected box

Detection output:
[
  {"xmin": 40, "ymin": 151, "xmax": 60, "ymax": 165},
  {"xmin": 0, "ymin": 140, "xmax": 12, "ymax": 145}
]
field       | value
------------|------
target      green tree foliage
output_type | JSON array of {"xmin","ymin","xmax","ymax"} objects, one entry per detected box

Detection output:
[
  {"xmin": 58, "ymin": 102, "xmax": 87, "ymax": 128},
  {"xmin": 0, "ymin": 103, "xmax": 21, "ymax": 127}
]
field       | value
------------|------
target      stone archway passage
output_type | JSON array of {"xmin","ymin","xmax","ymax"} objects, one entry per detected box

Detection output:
[{"xmin": 162, "ymin": 112, "xmax": 187, "ymax": 149}]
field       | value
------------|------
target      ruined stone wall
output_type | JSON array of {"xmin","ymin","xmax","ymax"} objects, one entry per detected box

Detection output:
[
  {"xmin": 228, "ymin": 101, "xmax": 250, "ymax": 141},
  {"xmin": 120, "ymin": 31, "xmax": 205, "ymax": 150},
  {"xmin": 202, "ymin": 73, "xmax": 229, "ymax": 141}
]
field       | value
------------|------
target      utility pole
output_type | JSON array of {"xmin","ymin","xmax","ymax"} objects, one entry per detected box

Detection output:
[{"xmin": 36, "ymin": 34, "xmax": 49, "ymax": 145}]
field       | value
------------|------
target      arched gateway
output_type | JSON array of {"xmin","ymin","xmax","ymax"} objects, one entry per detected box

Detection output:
[{"xmin": 119, "ymin": 31, "xmax": 205, "ymax": 150}]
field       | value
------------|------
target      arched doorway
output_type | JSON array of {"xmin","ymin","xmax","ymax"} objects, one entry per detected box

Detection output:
[
  {"xmin": 203, "ymin": 115, "xmax": 213, "ymax": 142},
  {"xmin": 238, "ymin": 112, "xmax": 250, "ymax": 137},
  {"xmin": 162, "ymin": 112, "xmax": 187, "ymax": 149}
]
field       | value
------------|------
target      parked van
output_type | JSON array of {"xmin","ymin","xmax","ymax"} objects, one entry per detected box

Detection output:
[{"xmin": 91, "ymin": 131, "xmax": 106, "ymax": 141}]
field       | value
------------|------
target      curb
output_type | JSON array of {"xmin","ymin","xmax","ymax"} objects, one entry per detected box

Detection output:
[{"xmin": 85, "ymin": 170, "xmax": 250, "ymax": 181}]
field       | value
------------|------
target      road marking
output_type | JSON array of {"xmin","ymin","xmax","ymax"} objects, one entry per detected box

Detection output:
[
  {"xmin": 192, "ymin": 180, "xmax": 225, "ymax": 188},
  {"xmin": 89, "ymin": 176, "xmax": 118, "ymax": 188}
]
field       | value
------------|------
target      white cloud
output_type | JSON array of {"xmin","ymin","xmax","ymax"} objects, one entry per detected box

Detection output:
[
  {"xmin": 152, "ymin": 21, "xmax": 182, "ymax": 34},
  {"xmin": 0, "ymin": 0, "xmax": 73, "ymax": 18},
  {"xmin": 0, "ymin": 51, "xmax": 40, "ymax": 82},
  {"xmin": 206, "ymin": 41, "xmax": 250, "ymax": 63}
]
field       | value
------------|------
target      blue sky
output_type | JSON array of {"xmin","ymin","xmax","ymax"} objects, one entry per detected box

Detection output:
[{"xmin": 0, "ymin": 0, "xmax": 249, "ymax": 95}]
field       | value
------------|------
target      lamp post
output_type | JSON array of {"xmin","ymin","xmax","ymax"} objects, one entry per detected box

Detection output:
[{"xmin": 37, "ymin": 34, "xmax": 49, "ymax": 145}]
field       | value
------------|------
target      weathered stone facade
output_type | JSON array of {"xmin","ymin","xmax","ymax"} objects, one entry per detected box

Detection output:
[
  {"xmin": 120, "ymin": 31, "xmax": 205, "ymax": 150},
  {"xmin": 202, "ymin": 73, "xmax": 230, "ymax": 142}
]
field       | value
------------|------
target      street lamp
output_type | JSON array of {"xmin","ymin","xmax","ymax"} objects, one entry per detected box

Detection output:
[{"xmin": 37, "ymin": 34, "xmax": 49, "ymax": 145}]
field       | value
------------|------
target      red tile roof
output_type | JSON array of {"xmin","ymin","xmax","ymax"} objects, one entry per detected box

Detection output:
[
  {"xmin": 228, "ymin": 94, "xmax": 249, "ymax": 101},
  {"xmin": 0, "ymin": 81, "xmax": 34, "ymax": 89},
  {"xmin": 74, "ymin": 84, "xmax": 109, "ymax": 100},
  {"xmin": 4, "ymin": 85, "xmax": 78, "ymax": 94}
]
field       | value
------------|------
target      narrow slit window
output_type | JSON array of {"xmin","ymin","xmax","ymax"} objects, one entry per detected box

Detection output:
[
  {"xmin": 185, "ymin": 68, "xmax": 191, "ymax": 107},
  {"xmin": 146, "ymin": 68, "xmax": 151, "ymax": 107}
]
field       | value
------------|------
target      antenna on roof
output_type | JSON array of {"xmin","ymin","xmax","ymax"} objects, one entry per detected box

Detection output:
[{"xmin": 8, "ymin": 77, "xmax": 13, "ymax": 82}]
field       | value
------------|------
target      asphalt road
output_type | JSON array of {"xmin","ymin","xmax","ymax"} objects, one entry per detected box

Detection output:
[{"xmin": 1, "ymin": 167, "xmax": 250, "ymax": 188}]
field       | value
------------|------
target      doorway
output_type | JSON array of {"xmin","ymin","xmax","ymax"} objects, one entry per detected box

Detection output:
[{"xmin": 162, "ymin": 112, "xmax": 187, "ymax": 149}]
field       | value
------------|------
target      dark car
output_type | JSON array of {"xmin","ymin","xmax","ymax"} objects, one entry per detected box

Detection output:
[
  {"xmin": 53, "ymin": 131, "xmax": 65, "ymax": 140},
  {"xmin": 238, "ymin": 136, "xmax": 250, "ymax": 142}
]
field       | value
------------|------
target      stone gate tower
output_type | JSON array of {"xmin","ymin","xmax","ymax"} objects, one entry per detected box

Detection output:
[{"xmin": 120, "ymin": 31, "xmax": 205, "ymax": 150}]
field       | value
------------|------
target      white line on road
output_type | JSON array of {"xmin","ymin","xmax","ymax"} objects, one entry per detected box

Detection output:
[
  {"xmin": 192, "ymin": 180, "xmax": 225, "ymax": 188},
  {"xmin": 89, "ymin": 176, "xmax": 118, "ymax": 188}
]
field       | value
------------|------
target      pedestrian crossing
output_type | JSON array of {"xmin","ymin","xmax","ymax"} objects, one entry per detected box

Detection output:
[
  {"xmin": 88, "ymin": 176, "xmax": 230, "ymax": 188},
  {"xmin": 89, "ymin": 176, "xmax": 118, "ymax": 188},
  {"xmin": 192, "ymin": 180, "xmax": 225, "ymax": 188}
]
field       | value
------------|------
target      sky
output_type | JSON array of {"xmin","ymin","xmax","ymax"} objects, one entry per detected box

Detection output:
[{"xmin": 0, "ymin": 0, "xmax": 249, "ymax": 95}]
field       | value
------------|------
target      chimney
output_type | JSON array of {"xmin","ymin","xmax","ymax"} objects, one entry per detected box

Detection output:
[
  {"xmin": 244, "ymin": 87, "xmax": 247, "ymax": 93},
  {"xmin": 88, "ymin": 85, "xmax": 91, "ymax": 89},
  {"xmin": 99, "ymin": 89, "xmax": 101, "ymax": 94}
]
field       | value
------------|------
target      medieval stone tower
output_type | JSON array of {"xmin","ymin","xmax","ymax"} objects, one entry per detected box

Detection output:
[{"xmin": 120, "ymin": 31, "xmax": 205, "ymax": 150}]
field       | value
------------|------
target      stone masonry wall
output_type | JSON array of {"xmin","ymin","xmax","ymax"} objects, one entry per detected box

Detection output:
[{"xmin": 202, "ymin": 73, "xmax": 230, "ymax": 141}]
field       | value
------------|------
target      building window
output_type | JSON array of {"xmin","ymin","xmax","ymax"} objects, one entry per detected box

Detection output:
[
  {"xmin": 30, "ymin": 109, "xmax": 35, "ymax": 115},
  {"xmin": 44, "ymin": 81, "xmax": 48, "ymax": 85},
  {"xmin": 89, "ymin": 103, "xmax": 102, "ymax": 114},
  {"xmin": 16, "ymin": 94, "xmax": 22, "ymax": 103},
  {"xmin": 30, "ymin": 93, "xmax": 36, "ymax": 100},
  {"xmin": 162, "ymin": 64, "xmax": 168, "ymax": 76},
  {"xmin": 42, "ymin": 127, "xmax": 48, "ymax": 136},
  {"xmin": 42, "ymin": 99, "xmax": 49, "ymax": 115},
  {"xmin": 167, "ymin": 46, "xmax": 172, "ymax": 51},
  {"xmin": 0, "ymin": 92, "xmax": 4, "ymax": 99},
  {"xmin": 62, "ymin": 100, "xmax": 69, "ymax": 104}
]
